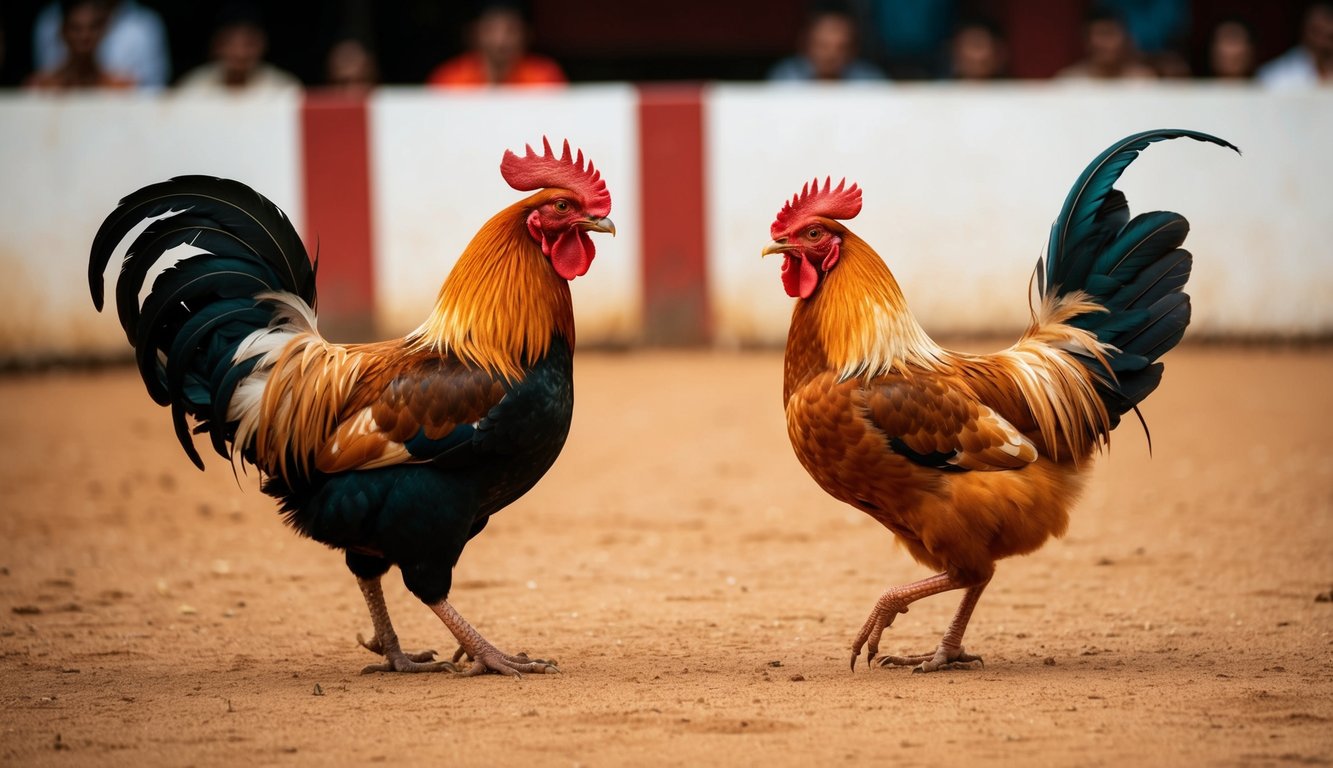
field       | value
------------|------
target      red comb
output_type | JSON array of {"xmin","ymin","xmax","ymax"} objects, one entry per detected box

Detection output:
[
  {"xmin": 500, "ymin": 137, "xmax": 611, "ymax": 217},
  {"xmin": 770, "ymin": 177, "xmax": 862, "ymax": 238}
]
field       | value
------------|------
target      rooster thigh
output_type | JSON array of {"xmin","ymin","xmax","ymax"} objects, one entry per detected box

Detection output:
[
  {"xmin": 297, "ymin": 466, "xmax": 480, "ymax": 604},
  {"xmin": 900, "ymin": 462, "xmax": 1085, "ymax": 582}
]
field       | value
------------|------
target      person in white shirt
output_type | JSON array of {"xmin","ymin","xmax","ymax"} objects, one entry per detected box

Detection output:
[
  {"xmin": 1257, "ymin": 1, "xmax": 1333, "ymax": 89},
  {"xmin": 176, "ymin": 4, "xmax": 300, "ymax": 94}
]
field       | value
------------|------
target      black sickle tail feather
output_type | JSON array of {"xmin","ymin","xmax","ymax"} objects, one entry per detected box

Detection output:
[
  {"xmin": 88, "ymin": 176, "xmax": 318, "ymax": 469},
  {"xmin": 1038, "ymin": 130, "xmax": 1238, "ymax": 429}
]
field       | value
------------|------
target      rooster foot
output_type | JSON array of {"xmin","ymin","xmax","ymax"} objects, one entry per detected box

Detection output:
[
  {"xmin": 850, "ymin": 598, "xmax": 911, "ymax": 670},
  {"xmin": 357, "ymin": 632, "xmax": 456, "ymax": 674},
  {"xmin": 876, "ymin": 646, "xmax": 983, "ymax": 673},
  {"xmin": 454, "ymin": 643, "xmax": 559, "ymax": 678},
  {"xmin": 444, "ymin": 645, "xmax": 551, "ymax": 665},
  {"xmin": 427, "ymin": 599, "xmax": 558, "ymax": 677}
]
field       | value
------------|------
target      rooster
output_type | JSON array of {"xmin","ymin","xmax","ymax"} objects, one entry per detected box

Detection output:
[
  {"xmin": 765, "ymin": 130, "xmax": 1236, "ymax": 672},
  {"xmin": 88, "ymin": 138, "xmax": 615, "ymax": 677}
]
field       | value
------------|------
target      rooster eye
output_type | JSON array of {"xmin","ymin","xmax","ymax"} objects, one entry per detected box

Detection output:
[
  {"xmin": 807, "ymin": 228, "xmax": 822, "ymax": 240},
  {"xmin": 554, "ymin": 200, "xmax": 570, "ymax": 213}
]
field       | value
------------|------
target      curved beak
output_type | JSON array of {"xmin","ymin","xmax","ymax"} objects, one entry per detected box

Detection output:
[
  {"xmin": 762, "ymin": 239, "xmax": 797, "ymax": 257},
  {"xmin": 581, "ymin": 216, "xmax": 616, "ymax": 236}
]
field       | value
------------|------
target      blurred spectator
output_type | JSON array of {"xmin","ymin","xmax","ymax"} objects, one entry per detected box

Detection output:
[
  {"xmin": 866, "ymin": 0, "xmax": 954, "ymax": 79},
  {"xmin": 1257, "ymin": 1, "xmax": 1333, "ymax": 88},
  {"xmin": 176, "ymin": 4, "xmax": 301, "ymax": 93},
  {"xmin": 1057, "ymin": 7, "xmax": 1157, "ymax": 80},
  {"xmin": 768, "ymin": 9, "xmax": 886, "ymax": 81},
  {"xmin": 25, "ymin": 0, "xmax": 133, "ymax": 90},
  {"xmin": 325, "ymin": 38, "xmax": 377, "ymax": 94},
  {"xmin": 1099, "ymin": 0, "xmax": 1190, "ymax": 76},
  {"xmin": 33, "ymin": 0, "xmax": 168, "ymax": 89},
  {"xmin": 948, "ymin": 16, "xmax": 1008, "ymax": 81},
  {"xmin": 1206, "ymin": 19, "xmax": 1257, "ymax": 80},
  {"xmin": 427, "ymin": 3, "xmax": 565, "ymax": 88}
]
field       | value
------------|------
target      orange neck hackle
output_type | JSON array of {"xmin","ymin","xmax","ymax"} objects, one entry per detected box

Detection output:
[
  {"xmin": 791, "ymin": 229, "xmax": 943, "ymax": 382},
  {"xmin": 409, "ymin": 193, "xmax": 575, "ymax": 382}
]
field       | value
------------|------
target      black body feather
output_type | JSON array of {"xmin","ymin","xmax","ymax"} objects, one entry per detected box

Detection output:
[{"xmin": 261, "ymin": 337, "xmax": 575, "ymax": 603}]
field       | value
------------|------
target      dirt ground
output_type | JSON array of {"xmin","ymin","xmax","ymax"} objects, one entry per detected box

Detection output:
[{"xmin": 1, "ymin": 346, "xmax": 1331, "ymax": 767}]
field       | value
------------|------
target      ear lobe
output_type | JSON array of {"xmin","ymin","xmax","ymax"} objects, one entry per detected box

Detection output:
[
  {"xmin": 821, "ymin": 237, "xmax": 842, "ymax": 271},
  {"xmin": 526, "ymin": 210, "xmax": 549, "ymax": 255}
]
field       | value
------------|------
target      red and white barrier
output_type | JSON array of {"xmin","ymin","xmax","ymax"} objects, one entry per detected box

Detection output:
[{"xmin": 1, "ymin": 85, "xmax": 1329, "ymax": 361}]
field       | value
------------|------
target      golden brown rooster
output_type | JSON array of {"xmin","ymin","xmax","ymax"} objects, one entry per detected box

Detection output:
[
  {"xmin": 765, "ymin": 130, "xmax": 1236, "ymax": 672},
  {"xmin": 88, "ymin": 138, "xmax": 615, "ymax": 677}
]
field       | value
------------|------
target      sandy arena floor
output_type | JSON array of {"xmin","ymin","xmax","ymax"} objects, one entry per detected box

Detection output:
[{"xmin": 1, "ymin": 347, "xmax": 1331, "ymax": 766}]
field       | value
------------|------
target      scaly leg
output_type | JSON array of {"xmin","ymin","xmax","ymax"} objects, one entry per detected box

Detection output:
[
  {"xmin": 428, "ymin": 599, "xmax": 558, "ymax": 677},
  {"xmin": 357, "ymin": 577, "xmax": 457, "ymax": 673},
  {"xmin": 852, "ymin": 572, "xmax": 957, "ymax": 670},
  {"xmin": 851, "ymin": 572, "xmax": 990, "ymax": 672},
  {"xmin": 877, "ymin": 579, "xmax": 990, "ymax": 673}
]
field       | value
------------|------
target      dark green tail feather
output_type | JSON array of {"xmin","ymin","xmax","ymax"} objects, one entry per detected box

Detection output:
[
  {"xmin": 1040, "ymin": 130, "xmax": 1238, "ymax": 427},
  {"xmin": 89, "ymin": 176, "xmax": 318, "ymax": 469}
]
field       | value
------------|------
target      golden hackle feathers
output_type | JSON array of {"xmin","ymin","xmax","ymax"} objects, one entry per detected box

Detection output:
[
  {"xmin": 960, "ymin": 290, "xmax": 1115, "ymax": 462},
  {"xmin": 799, "ymin": 231, "xmax": 945, "ymax": 380},
  {"xmin": 407, "ymin": 196, "xmax": 575, "ymax": 382},
  {"xmin": 227, "ymin": 292, "xmax": 372, "ymax": 482},
  {"xmin": 256, "ymin": 337, "xmax": 367, "ymax": 481}
]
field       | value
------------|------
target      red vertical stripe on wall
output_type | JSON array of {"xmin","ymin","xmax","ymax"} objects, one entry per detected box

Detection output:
[
  {"xmin": 300, "ymin": 94, "xmax": 376, "ymax": 340},
  {"xmin": 638, "ymin": 85, "xmax": 710, "ymax": 345}
]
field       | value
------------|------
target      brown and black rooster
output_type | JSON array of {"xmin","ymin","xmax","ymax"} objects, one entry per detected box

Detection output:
[{"xmin": 89, "ymin": 138, "xmax": 615, "ymax": 676}]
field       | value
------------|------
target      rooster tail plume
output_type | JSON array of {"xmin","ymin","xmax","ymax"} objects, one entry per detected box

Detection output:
[
  {"xmin": 1033, "ymin": 130, "xmax": 1238, "ymax": 431},
  {"xmin": 89, "ymin": 176, "xmax": 319, "ymax": 469}
]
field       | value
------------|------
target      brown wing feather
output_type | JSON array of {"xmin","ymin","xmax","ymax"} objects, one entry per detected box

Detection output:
[
  {"xmin": 864, "ymin": 374, "xmax": 1037, "ymax": 471},
  {"xmin": 315, "ymin": 350, "xmax": 506, "ymax": 474}
]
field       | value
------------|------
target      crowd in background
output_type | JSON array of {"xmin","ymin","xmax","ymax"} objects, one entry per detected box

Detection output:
[{"xmin": 0, "ymin": 0, "xmax": 1330, "ymax": 92}]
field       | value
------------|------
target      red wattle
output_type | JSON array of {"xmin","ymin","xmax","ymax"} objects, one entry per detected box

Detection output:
[
  {"xmin": 550, "ymin": 228, "xmax": 595, "ymax": 280},
  {"xmin": 781, "ymin": 254, "xmax": 820, "ymax": 299}
]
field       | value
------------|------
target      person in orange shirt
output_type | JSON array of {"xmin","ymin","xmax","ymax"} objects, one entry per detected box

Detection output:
[
  {"xmin": 428, "ymin": 3, "xmax": 566, "ymax": 88},
  {"xmin": 26, "ymin": 0, "xmax": 134, "ymax": 90}
]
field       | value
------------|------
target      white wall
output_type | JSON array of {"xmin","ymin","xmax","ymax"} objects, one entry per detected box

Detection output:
[
  {"xmin": 707, "ymin": 83, "xmax": 1333, "ymax": 344},
  {"xmin": 0, "ymin": 93, "xmax": 303, "ymax": 359},
  {"xmin": 370, "ymin": 86, "xmax": 643, "ymax": 345},
  {"xmin": 0, "ymin": 86, "xmax": 1328, "ymax": 362}
]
